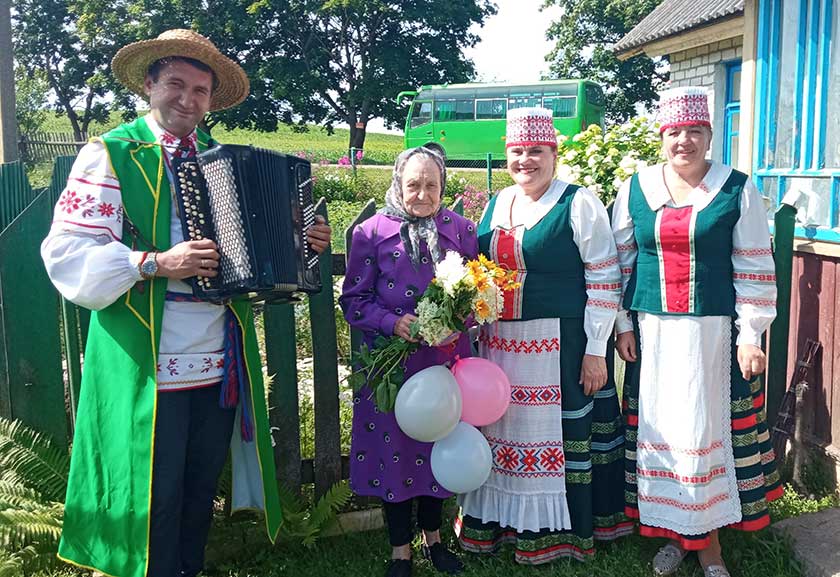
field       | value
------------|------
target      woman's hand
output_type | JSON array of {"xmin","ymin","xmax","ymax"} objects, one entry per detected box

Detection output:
[
  {"xmin": 394, "ymin": 313, "xmax": 419, "ymax": 342},
  {"xmin": 737, "ymin": 344, "xmax": 766, "ymax": 381},
  {"xmin": 580, "ymin": 354, "xmax": 608, "ymax": 396},
  {"xmin": 616, "ymin": 331, "xmax": 637, "ymax": 362}
]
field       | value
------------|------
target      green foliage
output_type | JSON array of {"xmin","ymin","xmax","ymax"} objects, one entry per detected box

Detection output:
[
  {"xmin": 275, "ymin": 481, "xmax": 352, "ymax": 547},
  {"xmin": 14, "ymin": 67, "xmax": 50, "ymax": 134},
  {"xmin": 770, "ymin": 484, "xmax": 839, "ymax": 522},
  {"xmin": 0, "ymin": 419, "xmax": 69, "ymax": 575},
  {"xmin": 544, "ymin": 0, "xmax": 666, "ymax": 122},
  {"xmin": 555, "ymin": 117, "xmax": 663, "ymax": 204}
]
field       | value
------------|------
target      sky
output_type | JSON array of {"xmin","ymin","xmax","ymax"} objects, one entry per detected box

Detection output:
[{"xmin": 366, "ymin": 0, "xmax": 564, "ymax": 133}]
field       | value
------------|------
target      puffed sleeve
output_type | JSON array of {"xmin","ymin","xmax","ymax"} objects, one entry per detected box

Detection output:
[
  {"xmin": 40, "ymin": 140, "xmax": 145, "ymax": 310},
  {"xmin": 340, "ymin": 222, "xmax": 400, "ymax": 337},
  {"xmin": 611, "ymin": 178, "xmax": 637, "ymax": 335},
  {"xmin": 732, "ymin": 179, "xmax": 777, "ymax": 346},
  {"xmin": 570, "ymin": 187, "xmax": 622, "ymax": 357}
]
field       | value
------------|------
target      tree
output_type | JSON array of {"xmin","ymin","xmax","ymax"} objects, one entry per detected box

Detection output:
[
  {"xmin": 543, "ymin": 0, "xmax": 665, "ymax": 123},
  {"xmin": 246, "ymin": 0, "xmax": 497, "ymax": 149},
  {"xmin": 14, "ymin": 65, "xmax": 49, "ymax": 134},
  {"xmin": 12, "ymin": 0, "xmax": 122, "ymax": 140}
]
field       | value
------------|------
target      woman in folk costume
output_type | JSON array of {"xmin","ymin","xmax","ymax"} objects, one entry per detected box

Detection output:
[
  {"xmin": 340, "ymin": 147, "xmax": 476, "ymax": 577},
  {"xmin": 612, "ymin": 87, "xmax": 782, "ymax": 577},
  {"xmin": 456, "ymin": 108, "xmax": 630, "ymax": 564}
]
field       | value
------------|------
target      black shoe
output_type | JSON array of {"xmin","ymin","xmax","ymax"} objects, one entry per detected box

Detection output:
[
  {"xmin": 422, "ymin": 542, "xmax": 464, "ymax": 575},
  {"xmin": 385, "ymin": 559, "xmax": 412, "ymax": 577}
]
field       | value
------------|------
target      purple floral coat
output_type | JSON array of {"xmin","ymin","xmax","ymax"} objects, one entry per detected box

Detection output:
[{"xmin": 340, "ymin": 209, "xmax": 478, "ymax": 503}]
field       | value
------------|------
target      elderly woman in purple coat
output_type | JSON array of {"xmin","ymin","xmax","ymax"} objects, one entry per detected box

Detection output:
[{"xmin": 340, "ymin": 147, "xmax": 478, "ymax": 577}]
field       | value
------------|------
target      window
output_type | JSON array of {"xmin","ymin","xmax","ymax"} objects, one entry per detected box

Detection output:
[
  {"xmin": 410, "ymin": 101, "xmax": 432, "ymax": 128},
  {"xmin": 723, "ymin": 62, "xmax": 741, "ymax": 166},
  {"xmin": 508, "ymin": 95, "xmax": 541, "ymax": 109},
  {"xmin": 585, "ymin": 84, "xmax": 605, "ymax": 107},
  {"xmin": 755, "ymin": 0, "xmax": 840, "ymax": 238},
  {"xmin": 542, "ymin": 96, "xmax": 576, "ymax": 118},
  {"xmin": 476, "ymin": 98, "xmax": 507, "ymax": 120},
  {"xmin": 435, "ymin": 99, "xmax": 473, "ymax": 121}
]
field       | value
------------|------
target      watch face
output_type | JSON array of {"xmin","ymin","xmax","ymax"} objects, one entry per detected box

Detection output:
[{"xmin": 141, "ymin": 257, "xmax": 157, "ymax": 277}]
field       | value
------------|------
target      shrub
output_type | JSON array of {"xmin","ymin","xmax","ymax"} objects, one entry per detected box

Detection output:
[{"xmin": 555, "ymin": 117, "xmax": 663, "ymax": 205}]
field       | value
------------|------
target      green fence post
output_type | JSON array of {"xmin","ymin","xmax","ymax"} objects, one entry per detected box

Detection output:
[
  {"xmin": 486, "ymin": 152, "xmax": 492, "ymax": 193},
  {"xmin": 309, "ymin": 198, "xmax": 342, "ymax": 498},
  {"xmin": 264, "ymin": 301, "xmax": 302, "ymax": 492},
  {"xmin": 766, "ymin": 202, "xmax": 797, "ymax": 426}
]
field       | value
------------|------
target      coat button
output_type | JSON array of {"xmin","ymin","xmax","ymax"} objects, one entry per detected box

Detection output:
[{"xmin": 502, "ymin": 253, "xmax": 509, "ymax": 259}]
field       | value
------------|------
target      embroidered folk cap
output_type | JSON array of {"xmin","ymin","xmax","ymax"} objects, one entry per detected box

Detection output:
[
  {"xmin": 657, "ymin": 86, "xmax": 711, "ymax": 134},
  {"xmin": 112, "ymin": 29, "xmax": 249, "ymax": 111},
  {"xmin": 505, "ymin": 107, "xmax": 557, "ymax": 149}
]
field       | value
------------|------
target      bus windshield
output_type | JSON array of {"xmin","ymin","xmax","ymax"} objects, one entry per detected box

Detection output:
[{"xmin": 400, "ymin": 80, "xmax": 604, "ymax": 162}]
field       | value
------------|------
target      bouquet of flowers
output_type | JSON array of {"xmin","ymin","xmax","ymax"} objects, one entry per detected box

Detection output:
[{"xmin": 349, "ymin": 251, "xmax": 519, "ymax": 412}]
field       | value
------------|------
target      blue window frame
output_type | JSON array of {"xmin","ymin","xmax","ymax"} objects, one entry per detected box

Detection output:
[
  {"xmin": 723, "ymin": 62, "xmax": 741, "ymax": 166},
  {"xmin": 755, "ymin": 0, "xmax": 840, "ymax": 242}
]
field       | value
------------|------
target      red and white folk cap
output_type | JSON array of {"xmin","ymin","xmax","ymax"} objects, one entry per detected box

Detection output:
[
  {"xmin": 657, "ymin": 86, "xmax": 711, "ymax": 134},
  {"xmin": 505, "ymin": 107, "xmax": 557, "ymax": 148}
]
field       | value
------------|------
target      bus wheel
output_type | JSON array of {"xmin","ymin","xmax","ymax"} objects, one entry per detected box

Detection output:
[{"xmin": 422, "ymin": 143, "xmax": 446, "ymax": 160}]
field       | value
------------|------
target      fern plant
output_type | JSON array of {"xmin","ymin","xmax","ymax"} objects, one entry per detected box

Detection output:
[
  {"xmin": 276, "ymin": 481, "xmax": 353, "ymax": 547},
  {"xmin": 0, "ymin": 418, "xmax": 70, "ymax": 576}
]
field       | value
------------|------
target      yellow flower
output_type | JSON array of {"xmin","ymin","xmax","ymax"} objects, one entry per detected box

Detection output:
[
  {"xmin": 474, "ymin": 299, "xmax": 491, "ymax": 320},
  {"xmin": 474, "ymin": 273, "xmax": 489, "ymax": 292}
]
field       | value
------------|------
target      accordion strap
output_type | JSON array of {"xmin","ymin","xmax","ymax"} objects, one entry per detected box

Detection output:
[{"xmin": 122, "ymin": 209, "xmax": 162, "ymax": 252}]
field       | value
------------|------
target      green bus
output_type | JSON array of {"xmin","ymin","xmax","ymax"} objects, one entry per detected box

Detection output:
[{"xmin": 397, "ymin": 80, "xmax": 605, "ymax": 161}]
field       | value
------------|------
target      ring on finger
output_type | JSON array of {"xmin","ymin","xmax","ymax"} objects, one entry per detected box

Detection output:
[{"xmin": 201, "ymin": 258, "xmax": 207, "ymax": 268}]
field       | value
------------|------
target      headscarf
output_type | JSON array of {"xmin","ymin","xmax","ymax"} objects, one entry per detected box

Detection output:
[{"xmin": 380, "ymin": 146, "xmax": 447, "ymax": 268}]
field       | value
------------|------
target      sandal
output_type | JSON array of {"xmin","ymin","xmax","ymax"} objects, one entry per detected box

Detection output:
[
  {"xmin": 653, "ymin": 543, "xmax": 689, "ymax": 576},
  {"xmin": 703, "ymin": 565, "xmax": 731, "ymax": 577}
]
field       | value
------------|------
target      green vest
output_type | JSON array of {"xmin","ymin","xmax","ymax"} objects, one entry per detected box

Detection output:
[
  {"xmin": 58, "ymin": 117, "xmax": 282, "ymax": 577},
  {"xmin": 478, "ymin": 183, "xmax": 587, "ymax": 320},
  {"xmin": 623, "ymin": 169, "xmax": 747, "ymax": 316}
]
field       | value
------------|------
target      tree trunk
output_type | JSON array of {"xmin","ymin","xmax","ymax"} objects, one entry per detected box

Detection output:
[{"xmin": 349, "ymin": 124, "xmax": 366, "ymax": 150}]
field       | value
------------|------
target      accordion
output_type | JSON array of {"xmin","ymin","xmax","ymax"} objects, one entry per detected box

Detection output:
[{"xmin": 172, "ymin": 144, "xmax": 321, "ymax": 303}]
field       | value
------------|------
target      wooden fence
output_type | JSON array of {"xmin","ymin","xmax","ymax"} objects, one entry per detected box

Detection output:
[
  {"xmin": 0, "ymin": 154, "xmax": 799, "ymax": 500},
  {"xmin": 18, "ymin": 132, "xmax": 89, "ymax": 165}
]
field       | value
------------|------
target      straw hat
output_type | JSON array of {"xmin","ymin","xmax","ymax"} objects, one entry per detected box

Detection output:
[
  {"xmin": 657, "ymin": 87, "xmax": 711, "ymax": 134},
  {"xmin": 112, "ymin": 29, "xmax": 249, "ymax": 111},
  {"xmin": 506, "ymin": 107, "xmax": 557, "ymax": 149}
]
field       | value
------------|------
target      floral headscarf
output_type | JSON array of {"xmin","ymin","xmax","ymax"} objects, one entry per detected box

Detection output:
[{"xmin": 380, "ymin": 146, "xmax": 447, "ymax": 268}]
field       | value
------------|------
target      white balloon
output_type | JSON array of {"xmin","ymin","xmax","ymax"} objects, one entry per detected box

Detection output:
[
  {"xmin": 394, "ymin": 365, "xmax": 462, "ymax": 443},
  {"xmin": 431, "ymin": 422, "xmax": 492, "ymax": 494}
]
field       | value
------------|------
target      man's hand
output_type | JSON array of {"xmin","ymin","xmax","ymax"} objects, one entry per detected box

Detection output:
[
  {"xmin": 580, "ymin": 354, "xmax": 608, "ymax": 396},
  {"xmin": 616, "ymin": 331, "xmax": 637, "ymax": 362},
  {"xmin": 307, "ymin": 215, "xmax": 332, "ymax": 254},
  {"xmin": 737, "ymin": 344, "xmax": 766, "ymax": 381},
  {"xmin": 394, "ymin": 314, "xmax": 419, "ymax": 342},
  {"xmin": 156, "ymin": 239, "xmax": 219, "ymax": 279}
]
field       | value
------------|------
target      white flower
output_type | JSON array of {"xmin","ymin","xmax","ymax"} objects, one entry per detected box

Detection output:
[
  {"xmin": 587, "ymin": 155, "xmax": 601, "ymax": 168},
  {"xmin": 619, "ymin": 154, "xmax": 637, "ymax": 171},
  {"xmin": 564, "ymin": 150, "xmax": 577, "ymax": 162},
  {"xmin": 572, "ymin": 133, "xmax": 585, "ymax": 143},
  {"xmin": 434, "ymin": 250, "xmax": 467, "ymax": 296},
  {"xmin": 586, "ymin": 143, "xmax": 600, "ymax": 155},
  {"xmin": 583, "ymin": 175, "xmax": 596, "ymax": 186},
  {"xmin": 416, "ymin": 300, "xmax": 453, "ymax": 345}
]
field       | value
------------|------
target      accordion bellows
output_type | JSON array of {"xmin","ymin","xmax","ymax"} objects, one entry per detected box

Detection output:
[{"xmin": 173, "ymin": 144, "xmax": 321, "ymax": 302}]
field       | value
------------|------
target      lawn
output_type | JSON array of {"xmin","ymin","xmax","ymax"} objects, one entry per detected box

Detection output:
[{"xmin": 37, "ymin": 487, "xmax": 826, "ymax": 577}]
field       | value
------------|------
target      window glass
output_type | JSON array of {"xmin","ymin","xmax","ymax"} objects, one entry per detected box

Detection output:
[
  {"xmin": 759, "ymin": 177, "xmax": 779, "ymax": 219},
  {"xmin": 509, "ymin": 96, "xmax": 540, "ymax": 109},
  {"xmin": 585, "ymin": 84, "xmax": 604, "ymax": 106},
  {"xmin": 455, "ymin": 99, "xmax": 474, "ymax": 121},
  {"xmin": 825, "ymin": 0, "xmax": 840, "ymax": 167},
  {"xmin": 435, "ymin": 101, "xmax": 456, "ymax": 122},
  {"xmin": 786, "ymin": 177, "xmax": 832, "ymax": 227},
  {"xmin": 410, "ymin": 101, "xmax": 432, "ymax": 128},
  {"xmin": 729, "ymin": 69, "xmax": 741, "ymax": 103},
  {"xmin": 771, "ymin": 0, "xmax": 801, "ymax": 168},
  {"xmin": 476, "ymin": 99, "xmax": 507, "ymax": 120},
  {"xmin": 728, "ymin": 110, "xmax": 740, "ymax": 165},
  {"xmin": 543, "ymin": 96, "xmax": 577, "ymax": 118}
]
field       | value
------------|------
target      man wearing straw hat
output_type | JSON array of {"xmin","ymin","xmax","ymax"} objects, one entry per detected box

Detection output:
[{"xmin": 41, "ymin": 30, "xmax": 332, "ymax": 577}]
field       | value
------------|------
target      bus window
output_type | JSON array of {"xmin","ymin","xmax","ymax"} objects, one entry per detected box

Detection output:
[
  {"xmin": 455, "ymin": 100, "xmax": 474, "ymax": 121},
  {"xmin": 476, "ymin": 98, "xmax": 507, "ymax": 120},
  {"xmin": 411, "ymin": 101, "xmax": 432, "ymax": 128},
  {"xmin": 435, "ymin": 101, "xmax": 455, "ymax": 121},
  {"xmin": 509, "ymin": 96, "xmax": 540, "ymax": 109},
  {"xmin": 543, "ymin": 96, "xmax": 577, "ymax": 118},
  {"xmin": 586, "ymin": 84, "xmax": 605, "ymax": 107}
]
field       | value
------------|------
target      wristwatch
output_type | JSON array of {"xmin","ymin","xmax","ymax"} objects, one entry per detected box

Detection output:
[{"xmin": 139, "ymin": 252, "xmax": 159, "ymax": 280}]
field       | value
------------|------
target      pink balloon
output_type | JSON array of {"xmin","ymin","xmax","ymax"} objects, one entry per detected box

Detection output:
[{"xmin": 450, "ymin": 358, "xmax": 511, "ymax": 427}]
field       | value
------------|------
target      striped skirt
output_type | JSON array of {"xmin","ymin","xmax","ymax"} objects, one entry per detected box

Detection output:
[{"xmin": 456, "ymin": 318, "xmax": 631, "ymax": 564}]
